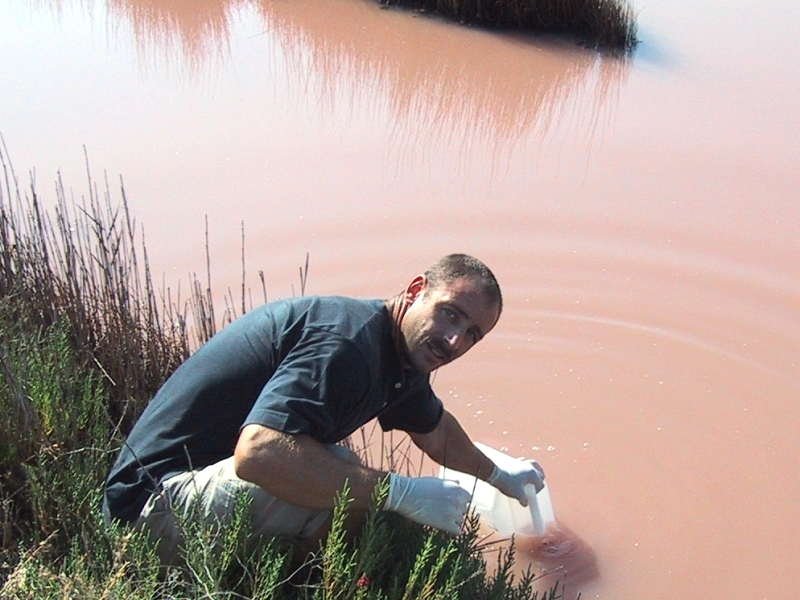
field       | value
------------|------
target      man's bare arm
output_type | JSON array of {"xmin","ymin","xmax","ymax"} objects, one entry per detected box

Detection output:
[
  {"xmin": 409, "ymin": 410, "xmax": 495, "ymax": 481},
  {"xmin": 411, "ymin": 410, "xmax": 546, "ymax": 502},
  {"xmin": 234, "ymin": 424, "xmax": 386, "ymax": 510}
]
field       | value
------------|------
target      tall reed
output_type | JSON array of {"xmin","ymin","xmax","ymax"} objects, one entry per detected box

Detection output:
[{"xmin": 0, "ymin": 148, "xmax": 190, "ymax": 427}]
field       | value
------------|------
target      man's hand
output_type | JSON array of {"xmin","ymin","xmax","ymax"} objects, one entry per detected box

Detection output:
[
  {"xmin": 487, "ymin": 458, "xmax": 545, "ymax": 506},
  {"xmin": 384, "ymin": 473, "xmax": 471, "ymax": 535}
]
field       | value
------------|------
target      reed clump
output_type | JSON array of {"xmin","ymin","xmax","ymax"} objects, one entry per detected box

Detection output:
[
  {"xmin": 0, "ymin": 146, "xmax": 567, "ymax": 597},
  {"xmin": 0, "ymin": 144, "xmax": 191, "ymax": 558},
  {"xmin": 379, "ymin": 0, "xmax": 637, "ymax": 52}
]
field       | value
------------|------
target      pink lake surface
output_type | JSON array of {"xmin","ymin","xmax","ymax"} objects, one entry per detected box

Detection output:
[{"xmin": 1, "ymin": 0, "xmax": 799, "ymax": 598}]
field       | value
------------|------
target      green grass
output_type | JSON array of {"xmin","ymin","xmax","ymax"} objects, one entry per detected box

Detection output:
[{"xmin": 0, "ymin": 144, "xmax": 569, "ymax": 598}]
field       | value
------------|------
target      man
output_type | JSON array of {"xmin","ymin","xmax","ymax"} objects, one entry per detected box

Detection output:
[{"xmin": 104, "ymin": 254, "xmax": 544, "ymax": 564}]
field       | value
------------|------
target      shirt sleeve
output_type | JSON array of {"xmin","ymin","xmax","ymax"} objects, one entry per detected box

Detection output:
[{"xmin": 242, "ymin": 329, "xmax": 371, "ymax": 443}]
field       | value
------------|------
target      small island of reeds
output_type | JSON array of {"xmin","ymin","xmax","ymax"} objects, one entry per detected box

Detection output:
[{"xmin": 379, "ymin": 0, "xmax": 638, "ymax": 52}]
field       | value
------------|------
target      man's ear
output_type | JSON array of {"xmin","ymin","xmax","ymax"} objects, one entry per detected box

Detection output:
[{"xmin": 404, "ymin": 274, "xmax": 427, "ymax": 304}]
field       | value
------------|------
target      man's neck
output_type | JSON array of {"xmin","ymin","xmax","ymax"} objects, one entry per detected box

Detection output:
[{"xmin": 385, "ymin": 295, "xmax": 411, "ymax": 370}]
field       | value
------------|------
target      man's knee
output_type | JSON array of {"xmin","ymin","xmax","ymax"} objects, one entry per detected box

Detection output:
[{"xmin": 133, "ymin": 450, "xmax": 361, "ymax": 565}]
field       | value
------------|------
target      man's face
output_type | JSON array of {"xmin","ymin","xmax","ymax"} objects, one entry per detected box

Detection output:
[{"xmin": 400, "ymin": 275, "xmax": 500, "ymax": 373}]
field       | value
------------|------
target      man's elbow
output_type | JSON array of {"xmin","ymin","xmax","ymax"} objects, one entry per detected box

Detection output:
[
  {"xmin": 233, "ymin": 424, "xmax": 280, "ymax": 485},
  {"xmin": 409, "ymin": 430, "xmax": 447, "ymax": 465},
  {"xmin": 233, "ymin": 434, "xmax": 257, "ymax": 482}
]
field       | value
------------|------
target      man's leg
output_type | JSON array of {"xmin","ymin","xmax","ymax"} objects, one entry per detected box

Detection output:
[
  {"xmin": 291, "ymin": 443, "xmax": 371, "ymax": 557},
  {"xmin": 136, "ymin": 445, "xmax": 363, "ymax": 566}
]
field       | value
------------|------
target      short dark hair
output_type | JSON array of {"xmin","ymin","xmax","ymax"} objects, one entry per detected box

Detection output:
[{"xmin": 424, "ymin": 254, "xmax": 502, "ymax": 315}]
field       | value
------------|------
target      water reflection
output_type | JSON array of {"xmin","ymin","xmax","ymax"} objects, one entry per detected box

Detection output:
[
  {"xmin": 107, "ymin": 0, "xmax": 631, "ymax": 160},
  {"xmin": 107, "ymin": 0, "xmax": 241, "ymax": 75},
  {"xmin": 259, "ymin": 1, "xmax": 630, "ymax": 149}
]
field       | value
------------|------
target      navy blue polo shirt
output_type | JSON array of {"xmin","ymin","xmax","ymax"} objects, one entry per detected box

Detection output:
[{"xmin": 104, "ymin": 296, "xmax": 443, "ymax": 524}]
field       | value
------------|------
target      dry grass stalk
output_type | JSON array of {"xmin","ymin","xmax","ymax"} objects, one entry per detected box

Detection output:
[{"xmin": 0, "ymin": 141, "xmax": 189, "ymax": 433}]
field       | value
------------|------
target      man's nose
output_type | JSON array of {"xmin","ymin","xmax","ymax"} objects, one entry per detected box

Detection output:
[{"xmin": 445, "ymin": 329, "xmax": 463, "ymax": 350}]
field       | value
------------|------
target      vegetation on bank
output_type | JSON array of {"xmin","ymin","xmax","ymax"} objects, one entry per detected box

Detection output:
[
  {"xmin": 0, "ymin": 149, "xmax": 568, "ymax": 598},
  {"xmin": 378, "ymin": 0, "xmax": 638, "ymax": 52}
]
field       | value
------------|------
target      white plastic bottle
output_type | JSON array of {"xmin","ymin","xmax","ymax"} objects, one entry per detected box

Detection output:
[{"xmin": 439, "ymin": 442, "xmax": 556, "ymax": 536}]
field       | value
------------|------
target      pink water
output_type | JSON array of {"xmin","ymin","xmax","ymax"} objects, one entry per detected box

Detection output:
[{"xmin": 1, "ymin": 0, "xmax": 799, "ymax": 598}]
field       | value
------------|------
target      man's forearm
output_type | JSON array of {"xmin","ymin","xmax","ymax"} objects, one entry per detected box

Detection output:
[
  {"xmin": 234, "ymin": 424, "xmax": 386, "ymax": 510},
  {"xmin": 410, "ymin": 411, "xmax": 495, "ymax": 481}
]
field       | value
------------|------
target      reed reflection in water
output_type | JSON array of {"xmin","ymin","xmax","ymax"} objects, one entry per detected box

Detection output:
[
  {"xmin": 108, "ymin": 0, "xmax": 631, "ymax": 168},
  {"xmin": 107, "ymin": 0, "xmax": 242, "ymax": 75}
]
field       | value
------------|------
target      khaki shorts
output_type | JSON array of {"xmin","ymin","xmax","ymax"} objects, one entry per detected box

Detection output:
[{"xmin": 136, "ymin": 454, "xmax": 338, "ymax": 566}]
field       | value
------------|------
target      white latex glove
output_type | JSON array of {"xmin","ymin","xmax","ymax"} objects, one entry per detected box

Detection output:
[
  {"xmin": 384, "ymin": 473, "xmax": 471, "ymax": 535},
  {"xmin": 487, "ymin": 458, "xmax": 545, "ymax": 505}
]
